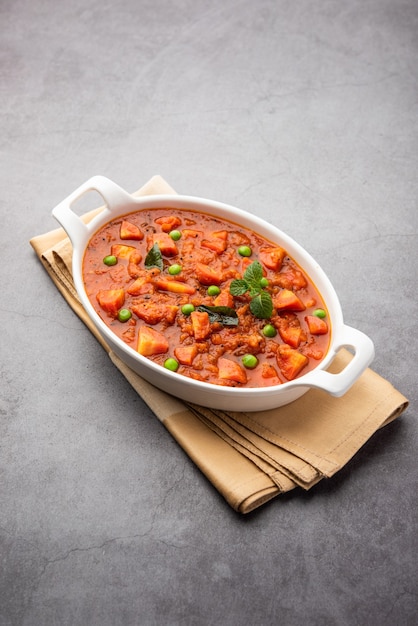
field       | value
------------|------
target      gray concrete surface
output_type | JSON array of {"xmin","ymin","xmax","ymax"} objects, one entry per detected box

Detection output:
[{"xmin": 1, "ymin": 1, "xmax": 417, "ymax": 625}]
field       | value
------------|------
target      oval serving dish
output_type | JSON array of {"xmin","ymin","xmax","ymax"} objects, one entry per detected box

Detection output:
[{"xmin": 52, "ymin": 176, "xmax": 375, "ymax": 411}]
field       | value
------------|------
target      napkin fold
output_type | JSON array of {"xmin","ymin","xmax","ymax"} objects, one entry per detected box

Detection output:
[{"xmin": 30, "ymin": 175, "xmax": 409, "ymax": 513}]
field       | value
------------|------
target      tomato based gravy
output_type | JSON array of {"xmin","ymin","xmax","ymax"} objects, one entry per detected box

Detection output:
[{"xmin": 83, "ymin": 208, "xmax": 331, "ymax": 388}]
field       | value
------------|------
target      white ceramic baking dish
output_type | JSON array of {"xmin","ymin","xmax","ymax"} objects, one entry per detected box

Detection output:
[{"xmin": 52, "ymin": 175, "xmax": 375, "ymax": 411}]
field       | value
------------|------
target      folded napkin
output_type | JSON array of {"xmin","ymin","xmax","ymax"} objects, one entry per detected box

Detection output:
[{"xmin": 30, "ymin": 176, "xmax": 409, "ymax": 513}]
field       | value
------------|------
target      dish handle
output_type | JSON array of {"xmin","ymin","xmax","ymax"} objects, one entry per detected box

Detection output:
[
  {"xmin": 52, "ymin": 176, "xmax": 133, "ymax": 243},
  {"xmin": 293, "ymin": 325, "xmax": 375, "ymax": 397}
]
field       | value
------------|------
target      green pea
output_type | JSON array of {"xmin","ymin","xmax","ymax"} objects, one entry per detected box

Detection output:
[
  {"xmin": 103, "ymin": 255, "xmax": 117, "ymax": 266},
  {"xmin": 238, "ymin": 245, "xmax": 252, "ymax": 257},
  {"xmin": 168, "ymin": 264, "xmax": 182, "ymax": 275},
  {"xmin": 242, "ymin": 354, "xmax": 259, "ymax": 369},
  {"xmin": 262, "ymin": 324, "xmax": 277, "ymax": 338},
  {"xmin": 169, "ymin": 230, "xmax": 181, "ymax": 241},
  {"xmin": 118, "ymin": 308, "xmax": 132, "ymax": 322},
  {"xmin": 260, "ymin": 277, "xmax": 269, "ymax": 288},
  {"xmin": 164, "ymin": 357, "xmax": 179, "ymax": 372},
  {"xmin": 207, "ymin": 285, "xmax": 221, "ymax": 296},
  {"xmin": 181, "ymin": 303, "xmax": 195, "ymax": 315},
  {"xmin": 313, "ymin": 308, "xmax": 326, "ymax": 319}
]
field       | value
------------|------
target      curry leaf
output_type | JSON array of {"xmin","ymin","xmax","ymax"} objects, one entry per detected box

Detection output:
[
  {"xmin": 196, "ymin": 305, "xmax": 239, "ymax": 326},
  {"xmin": 145, "ymin": 243, "xmax": 163, "ymax": 271}
]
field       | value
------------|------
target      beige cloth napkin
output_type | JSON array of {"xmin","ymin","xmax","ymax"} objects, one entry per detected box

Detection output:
[{"xmin": 30, "ymin": 175, "xmax": 409, "ymax": 513}]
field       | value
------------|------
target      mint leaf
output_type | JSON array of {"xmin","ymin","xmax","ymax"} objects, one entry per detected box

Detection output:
[
  {"xmin": 196, "ymin": 305, "xmax": 239, "ymax": 326},
  {"xmin": 229, "ymin": 260, "xmax": 273, "ymax": 320},
  {"xmin": 244, "ymin": 260, "xmax": 264, "ymax": 287},
  {"xmin": 248, "ymin": 286, "xmax": 261, "ymax": 298},
  {"xmin": 229, "ymin": 279, "xmax": 248, "ymax": 296},
  {"xmin": 249, "ymin": 290, "xmax": 273, "ymax": 319},
  {"xmin": 145, "ymin": 243, "xmax": 163, "ymax": 271}
]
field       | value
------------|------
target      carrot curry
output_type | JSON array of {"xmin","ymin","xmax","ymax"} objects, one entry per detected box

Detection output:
[{"xmin": 83, "ymin": 208, "xmax": 330, "ymax": 388}]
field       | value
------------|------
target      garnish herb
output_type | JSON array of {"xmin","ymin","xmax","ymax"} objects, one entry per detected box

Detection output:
[
  {"xmin": 196, "ymin": 305, "xmax": 239, "ymax": 326},
  {"xmin": 230, "ymin": 260, "xmax": 273, "ymax": 319},
  {"xmin": 145, "ymin": 243, "xmax": 163, "ymax": 271}
]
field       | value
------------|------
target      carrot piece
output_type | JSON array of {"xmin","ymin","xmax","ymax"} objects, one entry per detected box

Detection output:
[
  {"xmin": 278, "ymin": 325, "xmax": 304, "ymax": 348},
  {"xmin": 182, "ymin": 229, "xmax": 203, "ymax": 239},
  {"xmin": 259, "ymin": 246, "xmax": 287, "ymax": 271},
  {"xmin": 213, "ymin": 290, "xmax": 234, "ymax": 308},
  {"xmin": 162, "ymin": 306, "xmax": 179, "ymax": 324},
  {"xmin": 241, "ymin": 257, "xmax": 253, "ymax": 273},
  {"xmin": 120, "ymin": 220, "xmax": 144, "ymax": 240},
  {"xmin": 174, "ymin": 344, "xmax": 198, "ymax": 366},
  {"xmin": 137, "ymin": 326, "xmax": 169, "ymax": 356},
  {"xmin": 190, "ymin": 310, "xmax": 211, "ymax": 340},
  {"xmin": 305, "ymin": 315, "xmax": 328, "ymax": 335},
  {"xmin": 96, "ymin": 289, "xmax": 125, "ymax": 317},
  {"xmin": 273, "ymin": 289, "xmax": 306, "ymax": 312},
  {"xmin": 261, "ymin": 363, "xmax": 280, "ymax": 379},
  {"xmin": 111, "ymin": 244, "xmax": 137, "ymax": 259},
  {"xmin": 127, "ymin": 268, "xmax": 160, "ymax": 295},
  {"xmin": 153, "ymin": 278, "xmax": 196, "ymax": 295},
  {"xmin": 290, "ymin": 270, "xmax": 307, "ymax": 290},
  {"xmin": 305, "ymin": 346, "xmax": 324, "ymax": 360},
  {"xmin": 217, "ymin": 357, "xmax": 247, "ymax": 384},
  {"xmin": 127, "ymin": 278, "xmax": 151, "ymax": 295},
  {"xmin": 152, "ymin": 233, "xmax": 178, "ymax": 256},
  {"xmin": 131, "ymin": 302, "xmax": 178, "ymax": 325},
  {"xmin": 154, "ymin": 216, "xmax": 181, "ymax": 233},
  {"xmin": 276, "ymin": 345, "xmax": 309, "ymax": 381},
  {"xmin": 127, "ymin": 250, "xmax": 143, "ymax": 277},
  {"xmin": 201, "ymin": 237, "xmax": 227, "ymax": 254},
  {"xmin": 273, "ymin": 270, "xmax": 307, "ymax": 290},
  {"xmin": 128, "ymin": 250, "xmax": 144, "ymax": 278},
  {"xmin": 195, "ymin": 262, "xmax": 222, "ymax": 286},
  {"xmin": 129, "ymin": 250, "xmax": 143, "ymax": 265},
  {"xmin": 127, "ymin": 263, "xmax": 142, "ymax": 279}
]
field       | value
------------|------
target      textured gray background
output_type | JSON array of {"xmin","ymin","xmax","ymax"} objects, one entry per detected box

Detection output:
[{"xmin": 1, "ymin": 1, "xmax": 417, "ymax": 625}]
